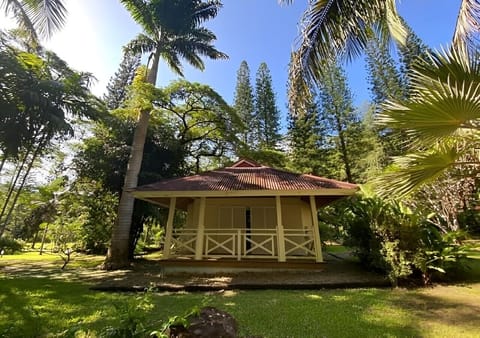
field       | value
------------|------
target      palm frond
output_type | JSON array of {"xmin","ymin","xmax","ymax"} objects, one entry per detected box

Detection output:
[
  {"xmin": 374, "ymin": 146, "xmax": 460, "ymax": 198},
  {"xmin": 1, "ymin": 0, "xmax": 39, "ymax": 43},
  {"xmin": 120, "ymin": 0, "xmax": 156, "ymax": 37},
  {"xmin": 124, "ymin": 33, "xmax": 156, "ymax": 56},
  {"xmin": 453, "ymin": 0, "xmax": 480, "ymax": 52},
  {"xmin": 288, "ymin": 0, "xmax": 406, "ymax": 111},
  {"xmin": 24, "ymin": 0, "xmax": 67, "ymax": 39},
  {"xmin": 377, "ymin": 48, "xmax": 480, "ymax": 149},
  {"xmin": 191, "ymin": 0, "xmax": 222, "ymax": 25},
  {"xmin": 160, "ymin": 49, "xmax": 183, "ymax": 77}
]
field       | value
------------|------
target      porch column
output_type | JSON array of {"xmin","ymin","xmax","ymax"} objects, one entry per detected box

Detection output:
[
  {"xmin": 275, "ymin": 196, "xmax": 286, "ymax": 262},
  {"xmin": 163, "ymin": 197, "xmax": 176, "ymax": 259},
  {"xmin": 309, "ymin": 196, "xmax": 323, "ymax": 262},
  {"xmin": 194, "ymin": 197, "xmax": 206, "ymax": 260}
]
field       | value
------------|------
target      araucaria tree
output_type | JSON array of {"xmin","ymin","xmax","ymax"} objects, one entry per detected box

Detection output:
[
  {"xmin": 104, "ymin": 51, "xmax": 141, "ymax": 110},
  {"xmin": 106, "ymin": 0, "xmax": 227, "ymax": 269},
  {"xmin": 317, "ymin": 61, "xmax": 358, "ymax": 183},
  {"xmin": 253, "ymin": 62, "xmax": 281, "ymax": 150},
  {"xmin": 233, "ymin": 60, "xmax": 254, "ymax": 145}
]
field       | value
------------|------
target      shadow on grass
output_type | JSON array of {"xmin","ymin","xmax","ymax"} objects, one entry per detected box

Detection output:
[{"xmin": 0, "ymin": 277, "xmax": 124, "ymax": 337}]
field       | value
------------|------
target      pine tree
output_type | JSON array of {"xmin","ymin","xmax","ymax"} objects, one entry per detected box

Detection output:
[
  {"xmin": 103, "ymin": 51, "xmax": 141, "ymax": 110},
  {"xmin": 286, "ymin": 52, "xmax": 327, "ymax": 175},
  {"xmin": 317, "ymin": 61, "xmax": 359, "ymax": 182},
  {"xmin": 287, "ymin": 104, "xmax": 327, "ymax": 175},
  {"xmin": 233, "ymin": 61, "xmax": 255, "ymax": 144},
  {"xmin": 365, "ymin": 35, "xmax": 405, "ymax": 105},
  {"xmin": 398, "ymin": 21, "xmax": 429, "ymax": 95},
  {"xmin": 254, "ymin": 62, "xmax": 281, "ymax": 149}
]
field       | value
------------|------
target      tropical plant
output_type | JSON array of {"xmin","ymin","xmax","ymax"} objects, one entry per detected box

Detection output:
[
  {"xmin": 0, "ymin": 0, "xmax": 67, "ymax": 44},
  {"xmin": 375, "ymin": 47, "xmax": 480, "ymax": 196},
  {"xmin": 0, "ymin": 32, "xmax": 102, "ymax": 238},
  {"xmin": 332, "ymin": 194, "xmax": 467, "ymax": 286},
  {"xmin": 283, "ymin": 0, "xmax": 480, "ymax": 196},
  {"xmin": 106, "ymin": 0, "xmax": 227, "ymax": 269}
]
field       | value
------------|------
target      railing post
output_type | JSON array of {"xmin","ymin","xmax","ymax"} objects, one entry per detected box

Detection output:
[
  {"xmin": 237, "ymin": 229, "xmax": 241, "ymax": 261},
  {"xmin": 163, "ymin": 197, "xmax": 176, "ymax": 259},
  {"xmin": 195, "ymin": 197, "xmax": 206, "ymax": 260},
  {"xmin": 275, "ymin": 196, "xmax": 286, "ymax": 262},
  {"xmin": 310, "ymin": 196, "xmax": 323, "ymax": 262}
]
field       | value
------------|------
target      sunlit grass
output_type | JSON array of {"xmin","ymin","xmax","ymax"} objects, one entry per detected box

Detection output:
[
  {"xmin": 1, "ymin": 276, "xmax": 479, "ymax": 338},
  {"xmin": 0, "ymin": 251, "xmax": 105, "ymax": 268},
  {"xmin": 0, "ymin": 241, "xmax": 478, "ymax": 337}
]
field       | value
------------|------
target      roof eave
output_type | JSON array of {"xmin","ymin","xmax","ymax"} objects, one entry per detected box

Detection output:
[{"xmin": 132, "ymin": 188, "xmax": 358, "ymax": 199}]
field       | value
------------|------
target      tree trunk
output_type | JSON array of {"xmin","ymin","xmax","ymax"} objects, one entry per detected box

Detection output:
[
  {"xmin": 335, "ymin": 115, "xmax": 353, "ymax": 183},
  {"xmin": 104, "ymin": 48, "xmax": 161, "ymax": 269},
  {"xmin": 0, "ymin": 132, "xmax": 48, "ymax": 238},
  {"xmin": 31, "ymin": 230, "xmax": 39, "ymax": 249},
  {"xmin": 39, "ymin": 223, "xmax": 49, "ymax": 255},
  {"xmin": 0, "ymin": 148, "xmax": 32, "ymax": 236},
  {"xmin": 0, "ymin": 156, "xmax": 5, "ymax": 174}
]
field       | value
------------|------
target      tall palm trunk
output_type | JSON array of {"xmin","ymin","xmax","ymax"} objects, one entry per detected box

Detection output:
[{"xmin": 105, "ymin": 48, "xmax": 160, "ymax": 269}]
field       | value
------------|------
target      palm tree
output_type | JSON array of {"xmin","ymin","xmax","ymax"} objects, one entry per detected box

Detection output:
[
  {"xmin": 0, "ymin": 0, "xmax": 67, "ymax": 44},
  {"xmin": 105, "ymin": 0, "xmax": 227, "ymax": 269},
  {"xmin": 284, "ymin": 0, "xmax": 480, "ymax": 196},
  {"xmin": 374, "ymin": 46, "xmax": 480, "ymax": 197}
]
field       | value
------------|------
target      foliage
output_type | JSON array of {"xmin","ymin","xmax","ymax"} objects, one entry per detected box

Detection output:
[
  {"xmin": 0, "ymin": 236, "xmax": 22, "ymax": 253},
  {"xmin": 315, "ymin": 60, "xmax": 368, "ymax": 182},
  {"xmin": 104, "ymin": 50, "xmax": 141, "ymax": 110},
  {"xmin": 0, "ymin": 0, "xmax": 67, "ymax": 43},
  {"xmin": 287, "ymin": 104, "xmax": 327, "ymax": 175},
  {"xmin": 375, "ymin": 47, "xmax": 480, "ymax": 197},
  {"xmin": 233, "ymin": 60, "xmax": 254, "ymax": 144},
  {"xmin": 100, "ymin": 291, "xmax": 154, "ymax": 338},
  {"xmin": 365, "ymin": 34, "xmax": 405, "ymax": 106},
  {"xmin": 0, "ymin": 32, "xmax": 102, "ymax": 238},
  {"xmin": 155, "ymin": 80, "xmax": 242, "ymax": 172},
  {"xmin": 253, "ymin": 62, "xmax": 281, "ymax": 150},
  {"xmin": 330, "ymin": 194, "xmax": 468, "ymax": 285}
]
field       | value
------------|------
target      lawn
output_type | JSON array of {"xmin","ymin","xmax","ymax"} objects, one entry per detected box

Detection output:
[{"xmin": 0, "ymin": 245, "xmax": 479, "ymax": 337}]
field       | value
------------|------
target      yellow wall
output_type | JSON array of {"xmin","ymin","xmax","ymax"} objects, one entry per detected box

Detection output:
[{"xmin": 182, "ymin": 196, "xmax": 315, "ymax": 256}]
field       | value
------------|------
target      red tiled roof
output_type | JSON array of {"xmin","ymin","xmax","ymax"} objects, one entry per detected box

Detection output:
[{"xmin": 136, "ymin": 160, "xmax": 358, "ymax": 192}]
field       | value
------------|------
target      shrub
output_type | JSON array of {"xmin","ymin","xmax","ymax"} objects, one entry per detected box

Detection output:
[
  {"xmin": 0, "ymin": 237, "xmax": 23, "ymax": 254},
  {"xmin": 331, "ymin": 195, "xmax": 467, "ymax": 286}
]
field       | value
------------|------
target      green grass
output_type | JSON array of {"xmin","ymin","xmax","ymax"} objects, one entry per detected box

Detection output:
[
  {"xmin": 1, "ymin": 245, "xmax": 479, "ymax": 337},
  {"xmin": 1, "ymin": 276, "xmax": 479, "ymax": 338},
  {"xmin": 0, "ymin": 251, "xmax": 105, "ymax": 268}
]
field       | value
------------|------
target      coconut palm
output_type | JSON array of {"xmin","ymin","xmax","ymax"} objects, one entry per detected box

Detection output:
[
  {"xmin": 0, "ymin": 0, "xmax": 67, "ymax": 43},
  {"xmin": 284, "ymin": 0, "xmax": 480, "ymax": 196},
  {"xmin": 105, "ymin": 0, "xmax": 227, "ymax": 269}
]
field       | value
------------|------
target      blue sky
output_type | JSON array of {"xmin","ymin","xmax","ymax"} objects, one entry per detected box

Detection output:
[{"xmin": 2, "ymin": 0, "xmax": 462, "ymax": 125}]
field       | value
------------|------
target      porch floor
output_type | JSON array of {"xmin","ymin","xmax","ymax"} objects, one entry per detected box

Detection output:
[{"xmin": 158, "ymin": 257, "xmax": 324, "ymax": 273}]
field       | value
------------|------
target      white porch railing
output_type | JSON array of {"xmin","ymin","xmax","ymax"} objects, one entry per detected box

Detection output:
[{"xmin": 170, "ymin": 228, "xmax": 316, "ymax": 260}]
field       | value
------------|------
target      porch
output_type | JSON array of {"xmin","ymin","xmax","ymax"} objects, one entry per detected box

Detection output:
[
  {"xmin": 161, "ymin": 195, "xmax": 324, "ymax": 263},
  {"xmin": 132, "ymin": 159, "xmax": 358, "ymax": 266},
  {"xmin": 168, "ymin": 227, "xmax": 319, "ymax": 261}
]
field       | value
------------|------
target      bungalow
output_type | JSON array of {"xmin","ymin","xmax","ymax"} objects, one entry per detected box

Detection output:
[{"xmin": 132, "ymin": 159, "xmax": 358, "ymax": 264}]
